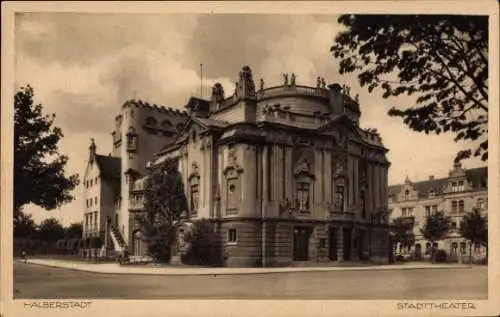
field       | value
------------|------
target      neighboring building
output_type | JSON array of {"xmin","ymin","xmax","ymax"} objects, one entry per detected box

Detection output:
[
  {"xmin": 388, "ymin": 163, "xmax": 488, "ymax": 261},
  {"xmin": 83, "ymin": 65, "xmax": 393, "ymax": 267}
]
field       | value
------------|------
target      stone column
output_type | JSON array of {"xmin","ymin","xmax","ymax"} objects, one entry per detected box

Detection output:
[
  {"xmin": 324, "ymin": 149, "xmax": 332, "ymax": 206},
  {"xmin": 262, "ymin": 145, "xmax": 269, "ymax": 211},
  {"xmin": 348, "ymin": 157, "xmax": 354, "ymax": 207},
  {"xmin": 285, "ymin": 146, "xmax": 293, "ymax": 200},
  {"xmin": 336, "ymin": 226, "xmax": 344, "ymax": 262},
  {"xmin": 314, "ymin": 147, "xmax": 322, "ymax": 206}
]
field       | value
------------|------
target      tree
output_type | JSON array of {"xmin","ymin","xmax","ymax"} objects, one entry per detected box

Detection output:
[
  {"xmin": 14, "ymin": 85, "xmax": 79, "ymax": 219},
  {"xmin": 39, "ymin": 218, "xmax": 65, "ymax": 252},
  {"xmin": 390, "ymin": 216, "xmax": 415, "ymax": 255},
  {"xmin": 64, "ymin": 222, "xmax": 83, "ymax": 239},
  {"xmin": 14, "ymin": 212, "xmax": 38, "ymax": 239},
  {"xmin": 181, "ymin": 219, "xmax": 222, "ymax": 266},
  {"xmin": 420, "ymin": 211, "xmax": 451, "ymax": 262},
  {"xmin": 139, "ymin": 159, "xmax": 188, "ymax": 263},
  {"xmin": 331, "ymin": 15, "xmax": 488, "ymax": 163},
  {"xmin": 459, "ymin": 208, "xmax": 488, "ymax": 263}
]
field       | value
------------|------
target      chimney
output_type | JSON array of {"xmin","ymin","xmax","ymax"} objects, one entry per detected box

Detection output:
[
  {"xmin": 429, "ymin": 175, "xmax": 435, "ymax": 180},
  {"xmin": 89, "ymin": 138, "xmax": 96, "ymax": 163}
]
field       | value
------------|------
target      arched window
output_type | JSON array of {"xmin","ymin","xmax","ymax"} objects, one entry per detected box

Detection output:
[
  {"xmin": 145, "ymin": 117, "xmax": 157, "ymax": 126},
  {"xmin": 176, "ymin": 123, "xmax": 184, "ymax": 132},
  {"xmin": 161, "ymin": 120, "xmax": 172, "ymax": 129},
  {"xmin": 404, "ymin": 189, "xmax": 410, "ymax": 200}
]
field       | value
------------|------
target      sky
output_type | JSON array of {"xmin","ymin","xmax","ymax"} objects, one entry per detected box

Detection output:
[{"xmin": 14, "ymin": 13, "xmax": 485, "ymax": 226}]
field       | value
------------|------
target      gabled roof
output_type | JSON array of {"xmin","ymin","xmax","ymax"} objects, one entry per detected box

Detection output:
[
  {"xmin": 95, "ymin": 155, "xmax": 121, "ymax": 180},
  {"xmin": 388, "ymin": 166, "xmax": 487, "ymax": 198}
]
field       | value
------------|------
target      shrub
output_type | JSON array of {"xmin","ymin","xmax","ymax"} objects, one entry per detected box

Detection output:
[
  {"xmin": 435, "ymin": 249, "xmax": 448, "ymax": 263},
  {"xmin": 181, "ymin": 219, "xmax": 222, "ymax": 266}
]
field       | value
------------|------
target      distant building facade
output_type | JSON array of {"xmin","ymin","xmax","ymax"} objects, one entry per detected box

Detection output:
[
  {"xmin": 82, "ymin": 66, "xmax": 393, "ymax": 267},
  {"xmin": 388, "ymin": 163, "xmax": 488, "ymax": 261}
]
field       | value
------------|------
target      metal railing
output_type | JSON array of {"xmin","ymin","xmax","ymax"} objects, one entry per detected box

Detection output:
[{"xmin": 257, "ymin": 85, "xmax": 329, "ymax": 100}]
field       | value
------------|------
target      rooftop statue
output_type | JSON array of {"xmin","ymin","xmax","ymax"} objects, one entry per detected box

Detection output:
[
  {"xmin": 283, "ymin": 73, "xmax": 289, "ymax": 86},
  {"xmin": 260, "ymin": 78, "xmax": 264, "ymax": 91},
  {"xmin": 291, "ymin": 73, "xmax": 296, "ymax": 86},
  {"xmin": 320, "ymin": 77, "xmax": 326, "ymax": 89},
  {"xmin": 316, "ymin": 76, "xmax": 321, "ymax": 88}
]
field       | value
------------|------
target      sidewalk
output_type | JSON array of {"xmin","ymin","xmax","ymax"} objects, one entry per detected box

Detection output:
[{"xmin": 19, "ymin": 259, "xmax": 474, "ymax": 276}]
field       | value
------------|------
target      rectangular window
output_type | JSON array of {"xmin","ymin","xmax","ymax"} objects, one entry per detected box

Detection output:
[
  {"xmin": 452, "ymin": 200, "xmax": 457, "ymax": 214},
  {"xmin": 90, "ymin": 179, "xmax": 93, "ymax": 187},
  {"xmin": 402, "ymin": 208, "xmax": 407, "ymax": 217},
  {"xmin": 458, "ymin": 181, "xmax": 464, "ymax": 191},
  {"xmin": 451, "ymin": 242, "xmax": 458, "ymax": 253},
  {"xmin": 451, "ymin": 182, "xmax": 457, "ymax": 192},
  {"xmin": 474, "ymin": 243, "xmax": 481, "ymax": 253},
  {"xmin": 460, "ymin": 242, "xmax": 467, "ymax": 254},
  {"xmin": 296, "ymin": 182, "xmax": 310, "ymax": 212},
  {"xmin": 95, "ymin": 177, "xmax": 98, "ymax": 185},
  {"xmin": 227, "ymin": 229, "xmax": 237, "ymax": 243},
  {"xmin": 94, "ymin": 197, "xmax": 98, "ymax": 205},
  {"xmin": 477, "ymin": 198, "xmax": 485, "ymax": 209},
  {"xmin": 458, "ymin": 200, "xmax": 465, "ymax": 214},
  {"xmin": 334, "ymin": 186, "xmax": 344, "ymax": 211},
  {"xmin": 407, "ymin": 207, "xmax": 414, "ymax": 217},
  {"xmin": 425, "ymin": 206, "xmax": 431, "ymax": 217},
  {"xmin": 432, "ymin": 205, "xmax": 438, "ymax": 214},
  {"xmin": 451, "ymin": 221, "xmax": 457, "ymax": 229}
]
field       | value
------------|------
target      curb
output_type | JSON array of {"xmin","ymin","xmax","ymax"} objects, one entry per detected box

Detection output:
[{"xmin": 18, "ymin": 260, "xmax": 475, "ymax": 276}]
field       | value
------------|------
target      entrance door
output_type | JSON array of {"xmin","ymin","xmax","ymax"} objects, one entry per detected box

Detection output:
[
  {"xmin": 293, "ymin": 227, "xmax": 310, "ymax": 261},
  {"xmin": 343, "ymin": 227, "xmax": 352, "ymax": 261},
  {"xmin": 329, "ymin": 227, "xmax": 338, "ymax": 261},
  {"xmin": 358, "ymin": 230, "xmax": 366, "ymax": 260}
]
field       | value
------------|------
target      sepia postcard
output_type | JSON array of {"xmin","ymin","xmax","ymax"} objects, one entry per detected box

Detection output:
[{"xmin": 1, "ymin": 1, "xmax": 499, "ymax": 317}]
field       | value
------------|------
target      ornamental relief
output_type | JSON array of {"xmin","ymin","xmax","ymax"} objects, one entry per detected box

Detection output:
[{"xmin": 223, "ymin": 147, "xmax": 243, "ymax": 176}]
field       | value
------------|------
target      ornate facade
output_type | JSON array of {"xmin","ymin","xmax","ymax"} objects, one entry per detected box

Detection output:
[
  {"xmin": 388, "ymin": 163, "xmax": 488, "ymax": 261},
  {"xmin": 83, "ymin": 65, "xmax": 392, "ymax": 267}
]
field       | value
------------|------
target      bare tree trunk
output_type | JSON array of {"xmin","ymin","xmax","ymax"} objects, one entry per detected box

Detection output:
[{"xmin": 469, "ymin": 242, "xmax": 472, "ymax": 265}]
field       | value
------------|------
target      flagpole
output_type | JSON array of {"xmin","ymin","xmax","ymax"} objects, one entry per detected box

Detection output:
[{"xmin": 200, "ymin": 63, "xmax": 203, "ymax": 98}]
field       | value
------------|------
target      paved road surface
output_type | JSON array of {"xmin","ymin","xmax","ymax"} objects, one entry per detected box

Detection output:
[{"xmin": 13, "ymin": 262, "xmax": 487, "ymax": 299}]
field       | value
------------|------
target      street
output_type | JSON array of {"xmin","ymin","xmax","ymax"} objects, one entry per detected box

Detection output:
[{"xmin": 13, "ymin": 262, "xmax": 488, "ymax": 299}]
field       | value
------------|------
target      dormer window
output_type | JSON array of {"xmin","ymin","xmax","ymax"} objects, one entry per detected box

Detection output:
[
  {"xmin": 404, "ymin": 189, "xmax": 410, "ymax": 200},
  {"xmin": 161, "ymin": 120, "xmax": 172, "ymax": 129},
  {"xmin": 145, "ymin": 117, "xmax": 157, "ymax": 126}
]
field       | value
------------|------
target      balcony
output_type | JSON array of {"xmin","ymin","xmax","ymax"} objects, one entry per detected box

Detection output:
[
  {"xmin": 327, "ymin": 210, "xmax": 356, "ymax": 221},
  {"xmin": 257, "ymin": 85, "xmax": 329, "ymax": 101}
]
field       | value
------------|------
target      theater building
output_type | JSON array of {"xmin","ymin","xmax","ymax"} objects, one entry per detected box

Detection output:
[{"xmin": 82, "ymin": 65, "xmax": 392, "ymax": 267}]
